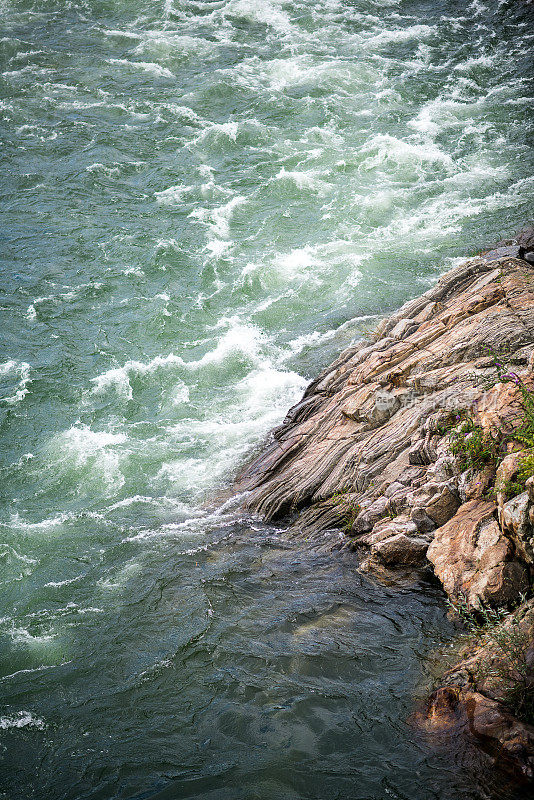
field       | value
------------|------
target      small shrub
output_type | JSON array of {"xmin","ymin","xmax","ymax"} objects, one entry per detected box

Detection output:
[
  {"xmin": 448, "ymin": 422, "xmax": 501, "ymax": 472},
  {"xmin": 331, "ymin": 489, "xmax": 361, "ymax": 534},
  {"xmin": 447, "ymin": 594, "xmax": 534, "ymax": 724},
  {"xmin": 434, "ymin": 409, "xmax": 470, "ymax": 437},
  {"xmin": 503, "ymin": 450, "xmax": 534, "ymax": 500},
  {"xmin": 512, "ymin": 382, "xmax": 534, "ymax": 450}
]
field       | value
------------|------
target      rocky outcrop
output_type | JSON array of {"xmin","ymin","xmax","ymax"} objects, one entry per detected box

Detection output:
[
  {"xmin": 231, "ymin": 244, "xmax": 534, "ymax": 777},
  {"xmin": 235, "ymin": 254, "xmax": 534, "ymax": 566},
  {"xmin": 418, "ymin": 599, "xmax": 534, "ymax": 781},
  {"xmin": 427, "ymin": 500, "xmax": 529, "ymax": 609}
]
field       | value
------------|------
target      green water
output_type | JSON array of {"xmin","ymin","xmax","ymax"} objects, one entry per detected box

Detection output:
[{"xmin": 1, "ymin": 0, "xmax": 533, "ymax": 797}]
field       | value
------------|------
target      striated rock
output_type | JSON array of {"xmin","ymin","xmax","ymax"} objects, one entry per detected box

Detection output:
[
  {"xmin": 427, "ymin": 500, "xmax": 529, "ymax": 608},
  {"xmin": 408, "ymin": 432, "xmax": 438, "ymax": 466},
  {"xmin": 234, "ymin": 256, "xmax": 534, "ymax": 532}
]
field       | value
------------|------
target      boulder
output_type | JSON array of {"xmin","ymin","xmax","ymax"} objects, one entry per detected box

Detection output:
[
  {"xmin": 420, "ymin": 688, "xmax": 534, "ymax": 781},
  {"xmin": 495, "ymin": 451, "xmax": 527, "ymax": 509},
  {"xmin": 481, "ymin": 245, "xmax": 523, "ymax": 261},
  {"xmin": 351, "ymin": 495, "xmax": 389, "ymax": 535},
  {"xmin": 370, "ymin": 532, "xmax": 430, "ymax": 566},
  {"xmin": 359, "ymin": 515, "xmax": 417, "ymax": 547},
  {"xmin": 500, "ymin": 491, "xmax": 534, "ymax": 563},
  {"xmin": 421, "ymin": 482, "xmax": 461, "ymax": 527},
  {"xmin": 427, "ymin": 500, "xmax": 529, "ymax": 607}
]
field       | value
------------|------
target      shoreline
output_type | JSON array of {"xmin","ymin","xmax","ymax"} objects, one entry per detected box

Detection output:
[{"xmin": 230, "ymin": 228, "xmax": 534, "ymax": 780}]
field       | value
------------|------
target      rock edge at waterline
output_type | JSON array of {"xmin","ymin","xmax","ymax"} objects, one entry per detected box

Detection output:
[{"xmin": 232, "ymin": 233, "xmax": 534, "ymax": 779}]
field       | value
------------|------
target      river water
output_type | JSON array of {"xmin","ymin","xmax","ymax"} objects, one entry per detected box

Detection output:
[{"xmin": 1, "ymin": 1, "xmax": 533, "ymax": 798}]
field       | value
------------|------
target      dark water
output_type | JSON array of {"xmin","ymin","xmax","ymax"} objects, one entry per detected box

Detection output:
[
  {"xmin": 2, "ymin": 520, "xmax": 529, "ymax": 800},
  {"xmin": 1, "ymin": 0, "xmax": 534, "ymax": 797}
]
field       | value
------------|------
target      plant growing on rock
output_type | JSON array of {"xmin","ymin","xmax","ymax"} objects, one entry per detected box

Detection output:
[
  {"xmin": 503, "ymin": 451, "xmax": 534, "ymax": 500},
  {"xmin": 448, "ymin": 594, "xmax": 534, "ymax": 724},
  {"xmin": 331, "ymin": 489, "xmax": 361, "ymax": 534},
  {"xmin": 448, "ymin": 420, "xmax": 502, "ymax": 472}
]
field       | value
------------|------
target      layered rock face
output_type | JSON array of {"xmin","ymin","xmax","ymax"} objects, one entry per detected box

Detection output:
[
  {"xmin": 233, "ymin": 248, "xmax": 534, "ymax": 777},
  {"xmin": 236, "ymin": 254, "xmax": 534, "ymax": 586}
]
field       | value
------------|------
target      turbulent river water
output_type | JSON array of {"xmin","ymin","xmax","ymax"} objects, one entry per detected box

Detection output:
[{"xmin": 1, "ymin": 0, "xmax": 534, "ymax": 798}]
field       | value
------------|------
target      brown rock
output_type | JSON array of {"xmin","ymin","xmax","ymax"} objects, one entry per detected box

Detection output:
[
  {"xmin": 370, "ymin": 532, "xmax": 429, "ymax": 566},
  {"xmin": 466, "ymin": 692, "xmax": 534, "ymax": 780},
  {"xmin": 495, "ymin": 451, "xmax": 527, "ymax": 509},
  {"xmin": 424, "ymin": 483, "xmax": 461, "ymax": 526},
  {"xmin": 500, "ymin": 491, "xmax": 534, "ymax": 563},
  {"xmin": 427, "ymin": 500, "xmax": 529, "ymax": 607}
]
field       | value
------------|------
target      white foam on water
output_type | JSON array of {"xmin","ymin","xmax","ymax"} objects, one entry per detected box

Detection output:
[
  {"xmin": 168, "ymin": 381, "xmax": 190, "ymax": 406},
  {"xmin": 98, "ymin": 560, "xmax": 142, "ymax": 591},
  {"xmin": 359, "ymin": 134, "xmax": 454, "ymax": 172},
  {"xmin": 47, "ymin": 425, "xmax": 128, "ymax": 497},
  {"xmin": 0, "ymin": 359, "xmax": 31, "ymax": 404},
  {"xmin": 86, "ymin": 162, "xmax": 121, "ymax": 177},
  {"xmin": 273, "ymin": 167, "xmax": 332, "ymax": 195},
  {"xmin": 407, "ymin": 98, "xmax": 481, "ymax": 136},
  {"xmin": 189, "ymin": 195, "xmax": 246, "ymax": 255},
  {"xmin": 102, "ymin": 29, "xmax": 143, "ymax": 41},
  {"xmin": 222, "ymin": 0, "xmax": 294, "ymax": 35},
  {"xmin": 155, "ymin": 184, "xmax": 194, "ymax": 205},
  {"xmin": 454, "ymin": 54, "xmax": 496, "ymax": 72},
  {"xmin": 156, "ymin": 361, "xmax": 306, "ymax": 497},
  {"xmin": 8, "ymin": 512, "xmax": 71, "ymax": 531},
  {"xmin": 107, "ymin": 58, "xmax": 174, "ymax": 78},
  {"xmin": 44, "ymin": 576, "xmax": 83, "ymax": 588},
  {"xmin": 0, "ymin": 544, "xmax": 37, "ymax": 566},
  {"xmin": 0, "ymin": 712, "xmax": 46, "ymax": 731},
  {"xmin": 192, "ymin": 120, "xmax": 239, "ymax": 145},
  {"xmin": 8, "ymin": 623, "xmax": 57, "ymax": 646},
  {"xmin": 272, "ymin": 246, "xmax": 321, "ymax": 283},
  {"xmin": 6, "ymin": 508, "xmax": 106, "ymax": 533},
  {"xmin": 90, "ymin": 353, "xmax": 184, "ymax": 401},
  {"xmin": 362, "ymin": 24, "xmax": 436, "ymax": 49},
  {"xmin": 133, "ymin": 32, "xmax": 216, "ymax": 60}
]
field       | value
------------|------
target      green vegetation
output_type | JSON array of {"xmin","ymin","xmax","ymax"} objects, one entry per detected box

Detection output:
[
  {"xmin": 448, "ymin": 419, "xmax": 502, "ymax": 472},
  {"xmin": 448, "ymin": 594, "xmax": 534, "ymax": 724},
  {"xmin": 503, "ymin": 451, "xmax": 534, "ymax": 500},
  {"xmin": 331, "ymin": 489, "xmax": 361, "ymax": 534},
  {"xmin": 437, "ymin": 350, "xmax": 534, "ymax": 499}
]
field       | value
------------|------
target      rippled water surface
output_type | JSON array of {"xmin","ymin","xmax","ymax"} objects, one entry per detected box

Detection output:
[{"xmin": 1, "ymin": 0, "xmax": 533, "ymax": 797}]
